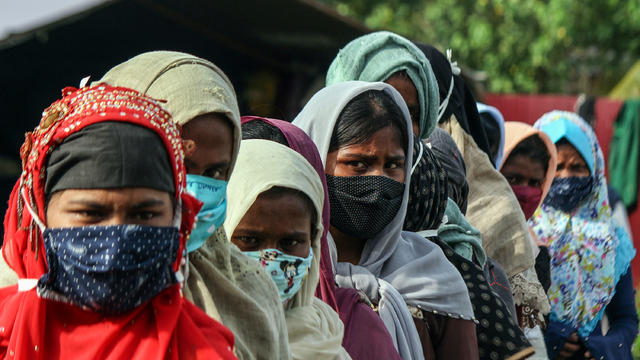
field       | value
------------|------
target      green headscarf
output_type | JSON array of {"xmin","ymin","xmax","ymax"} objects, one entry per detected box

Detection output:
[
  {"xmin": 437, "ymin": 198, "xmax": 487, "ymax": 267},
  {"xmin": 326, "ymin": 31, "xmax": 439, "ymax": 139}
]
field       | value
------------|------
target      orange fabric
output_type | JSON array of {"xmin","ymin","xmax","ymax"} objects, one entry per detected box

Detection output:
[{"xmin": 0, "ymin": 84, "xmax": 236, "ymax": 359}]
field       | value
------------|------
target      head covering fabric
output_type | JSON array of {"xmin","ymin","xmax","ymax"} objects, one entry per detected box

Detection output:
[
  {"xmin": 428, "ymin": 128, "xmax": 469, "ymax": 214},
  {"xmin": 477, "ymin": 103, "xmax": 506, "ymax": 168},
  {"xmin": 403, "ymin": 135, "xmax": 448, "ymax": 232},
  {"xmin": 436, "ymin": 198, "xmax": 486, "ymax": 267},
  {"xmin": 538, "ymin": 116, "xmax": 595, "ymax": 175},
  {"xmin": 45, "ymin": 122, "xmax": 174, "ymax": 195},
  {"xmin": 326, "ymin": 31, "xmax": 439, "ymax": 139},
  {"xmin": 241, "ymin": 116, "xmax": 338, "ymax": 313},
  {"xmin": 241, "ymin": 116, "xmax": 401, "ymax": 360},
  {"xmin": 531, "ymin": 111, "xmax": 635, "ymax": 336},
  {"xmin": 501, "ymin": 121, "xmax": 558, "ymax": 210},
  {"xmin": 293, "ymin": 81, "xmax": 474, "ymax": 359},
  {"xmin": 225, "ymin": 139, "xmax": 348, "ymax": 360},
  {"xmin": 415, "ymin": 43, "xmax": 492, "ymax": 158},
  {"xmin": 0, "ymin": 84, "xmax": 236, "ymax": 359},
  {"xmin": 97, "ymin": 51, "xmax": 241, "ymax": 179}
]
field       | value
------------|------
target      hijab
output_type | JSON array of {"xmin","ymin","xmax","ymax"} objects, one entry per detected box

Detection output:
[
  {"xmin": 326, "ymin": 31, "xmax": 440, "ymax": 139},
  {"xmin": 293, "ymin": 81, "xmax": 474, "ymax": 360},
  {"xmin": 415, "ymin": 43, "xmax": 492, "ymax": 158},
  {"xmin": 428, "ymin": 128, "xmax": 469, "ymax": 214},
  {"xmin": 240, "ymin": 116, "xmax": 338, "ymax": 312},
  {"xmin": 98, "ymin": 51, "xmax": 290, "ymax": 360},
  {"xmin": 531, "ymin": 111, "xmax": 635, "ymax": 336},
  {"xmin": 224, "ymin": 139, "xmax": 349, "ymax": 360},
  {"xmin": 501, "ymin": 122, "xmax": 558, "ymax": 212},
  {"xmin": 477, "ymin": 103, "xmax": 506, "ymax": 168},
  {"xmin": 0, "ymin": 84, "xmax": 235, "ymax": 359},
  {"xmin": 403, "ymin": 134, "xmax": 448, "ymax": 232}
]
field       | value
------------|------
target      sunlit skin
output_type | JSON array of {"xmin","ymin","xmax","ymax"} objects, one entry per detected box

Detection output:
[
  {"xmin": 325, "ymin": 126, "xmax": 406, "ymax": 264},
  {"xmin": 500, "ymin": 154, "xmax": 546, "ymax": 189},
  {"xmin": 231, "ymin": 192, "xmax": 313, "ymax": 258},
  {"xmin": 385, "ymin": 72, "xmax": 420, "ymax": 135},
  {"xmin": 46, "ymin": 188, "xmax": 174, "ymax": 228},
  {"xmin": 182, "ymin": 113, "xmax": 233, "ymax": 180},
  {"xmin": 555, "ymin": 143, "xmax": 590, "ymax": 178}
]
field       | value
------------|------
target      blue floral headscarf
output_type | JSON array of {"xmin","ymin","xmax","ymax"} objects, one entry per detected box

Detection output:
[{"xmin": 530, "ymin": 111, "xmax": 635, "ymax": 337}]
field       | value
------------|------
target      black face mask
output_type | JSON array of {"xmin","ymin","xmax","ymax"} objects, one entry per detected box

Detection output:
[{"xmin": 326, "ymin": 174, "xmax": 404, "ymax": 239}]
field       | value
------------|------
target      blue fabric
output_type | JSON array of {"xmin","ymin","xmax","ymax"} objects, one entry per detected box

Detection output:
[
  {"xmin": 244, "ymin": 248, "xmax": 313, "ymax": 304},
  {"xmin": 545, "ymin": 270, "xmax": 638, "ymax": 360},
  {"xmin": 540, "ymin": 117, "xmax": 595, "ymax": 175},
  {"xmin": 544, "ymin": 176, "xmax": 594, "ymax": 213},
  {"xmin": 185, "ymin": 174, "xmax": 228, "ymax": 253},
  {"xmin": 38, "ymin": 224, "xmax": 179, "ymax": 315}
]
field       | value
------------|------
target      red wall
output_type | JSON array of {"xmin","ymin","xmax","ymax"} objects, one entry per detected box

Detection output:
[{"xmin": 484, "ymin": 94, "xmax": 640, "ymax": 285}]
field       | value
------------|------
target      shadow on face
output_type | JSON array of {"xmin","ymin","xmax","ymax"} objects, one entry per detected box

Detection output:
[
  {"xmin": 45, "ymin": 188, "xmax": 174, "ymax": 228},
  {"xmin": 555, "ymin": 142, "xmax": 590, "ymax": 178},
  {"xmin": 501, "ymin": 154, "xmax": 546, "ymax": 189},
  {"xmin": 385, "ymin": 71, "xmax": 420, "ymax": 135},
  {"xmin": 231, "ymin": 188, "xmax": 314, "ymax": 258},
  {"xmin": 182, "ymin": 113, "xmax": 234, "ymax": 179}
]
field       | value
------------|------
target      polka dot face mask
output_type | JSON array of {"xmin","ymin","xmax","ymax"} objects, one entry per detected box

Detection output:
[{"xmin": 37, "ymin": 224, "xmax": 179, "ymax": 315}]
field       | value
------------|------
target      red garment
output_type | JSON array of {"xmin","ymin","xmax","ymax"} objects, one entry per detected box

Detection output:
[{"xmin": 0, "ymin": 84, "xmax": 236, "ymax": 359}]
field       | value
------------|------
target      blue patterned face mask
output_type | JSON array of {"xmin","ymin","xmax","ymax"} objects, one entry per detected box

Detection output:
[
  {"xmin": 38, "ymin": 224, "xmax": 179, "ymax": 315},
  {"xmin": 186, "ymin": 174, "xmax": 227, "ymax": 253},
  {"xmin": 544, "ymin": 176, "xmax": 594, "ymax": 213},
  {"xmin": 244, "ymin": 248, "xmax": 313, "ymax": 304}
]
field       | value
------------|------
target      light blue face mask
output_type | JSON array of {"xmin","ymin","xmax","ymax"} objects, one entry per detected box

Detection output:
[
  {"xmin": 244, "ymin": 248, "xmax": 313, "ymax": 304},
  {"xmin": 186, "ymin": 174, "xmax": 227, "ymax": 253}
]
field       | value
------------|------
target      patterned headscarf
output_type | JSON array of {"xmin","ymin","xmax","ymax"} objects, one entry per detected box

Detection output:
[
  {"xmin": 530, "ymin": 111, "xmax": 635, "ymax": 336},
  {"xmin": 0, "ymin": 84, "xmax": 236, "ymax": 359},
  {"xmin": 403, "ymin": 134, "xmax": 448, "ymax": 232}
]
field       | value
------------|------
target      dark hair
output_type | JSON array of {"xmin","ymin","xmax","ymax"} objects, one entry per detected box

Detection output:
[
  {"xmin": 260, "ymin": 186, "xmax": 318, "ymax": 241},
  {"xmin": 479, "ymin": 112, "xmax": 501, "ymax": 160},
  {"xmin": 507, "ymin": 134, "xmax": 550, "ymax": 173},
  {"xmin": 241, "ymin": 120, "xmax": 289, "ymax": 146},
  {"xmin": 329, "ymin": 90, "xmax": 408, "ymax": 152}
]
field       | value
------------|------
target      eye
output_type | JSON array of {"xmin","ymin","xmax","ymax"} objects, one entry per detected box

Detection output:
[
  {"xmin": 132, "ymin": 211, "xmax": 159, "ymax": 221},
  {"xmin": 235, "ymin": 236, "xmax": 260, "ymax": 250},
  {"xmin": 386, "ymin": 161, "xmax": 404, "ymax": 169},
  {"xmin": 347, "ymin": 161, "xmax": 367, "ymax": 170},
  {"xmin": 203, "ymin": 167, "xmax": 225, "ymax": 179},
  {"xmin": 505, "ymin": 176, "xmax": 518, "ymax": 185},
  {"xmin": 279, "ymin": 238, "xmax": 301, "ymax": 252},
  {"xmin": 73, "ymin": 210, "xmax": 104, "ymax": 220}
]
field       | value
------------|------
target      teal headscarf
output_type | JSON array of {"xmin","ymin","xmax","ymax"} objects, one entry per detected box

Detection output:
[
  {"xmin": 437, "ymin": 198, "xmax": 487, "ymax": 267},
  {"xmin": 326, "ymin": 31, "xmax": 440, "ymax": 139}
]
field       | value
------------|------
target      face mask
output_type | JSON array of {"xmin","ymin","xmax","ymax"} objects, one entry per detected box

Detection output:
[
  {"xmin": 38, "ymin": 224, "xmax": 179, "ymax": 315},
  {"xmin": 544, "ymin": 176, "xmax": 594, "ymax": 213},
  {"xmin": 244, "ymin": 248, "xmax": 313, "ymax": 304},
  {"xmin": 511, "ymin": 185, "xmax": 543, "ymax": 219},
  {"xmin": 326, "ymin": 174, "xmax": 404, "ymax": 239},
  {"xmin": 186, "ymin": 174, "xmax": 227, "ymax": 253}
]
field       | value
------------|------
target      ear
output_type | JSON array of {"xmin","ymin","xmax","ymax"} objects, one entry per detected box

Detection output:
[{"xmin": 183, "ymin": 139, "xmax": 197, "ymax": 157}]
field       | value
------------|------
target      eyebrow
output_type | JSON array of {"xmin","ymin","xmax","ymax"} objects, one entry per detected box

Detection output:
[
  {"xmin": 67, "ymin": 199, "xmax": 166, "ymax": 210},
  {"xmin": 234, "ymin": 229, "xmax": 309, "ymax": 239}
]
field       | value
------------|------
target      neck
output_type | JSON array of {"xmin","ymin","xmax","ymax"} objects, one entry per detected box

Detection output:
[{"xmin": 330, "ymin": 225, "xmax": 365, "ymax": 265}]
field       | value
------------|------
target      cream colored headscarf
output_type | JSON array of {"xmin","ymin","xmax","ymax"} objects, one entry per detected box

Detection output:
[
  {"xmin": 225, "ymin": 139, "xmax": 350, "ymax": 360},
  {"xmin": 98, "ymin": 51, "xmax": 290, "ymax": 360}
]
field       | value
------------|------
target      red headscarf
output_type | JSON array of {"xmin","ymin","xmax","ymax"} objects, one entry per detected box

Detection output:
[{"xmin": 0, "ymin": 84, "xmax": 236, "ymax": 359}]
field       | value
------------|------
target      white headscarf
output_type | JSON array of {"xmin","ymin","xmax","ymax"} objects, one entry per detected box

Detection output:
[
  {"xmin": 225, "ymin": 139, "xmax": 350, "ymax": 360},
  {"xmin": 293, "ymin": 81, "xmax": 473, "ymax": 360}
]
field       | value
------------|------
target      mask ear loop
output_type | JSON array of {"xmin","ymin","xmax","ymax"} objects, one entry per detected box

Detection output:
[
  {"xmin": 437, "ymin": 49, "xmax": 462, "ymax": 122},
  {"xmin": 410, "ymin": 140, "xmax": 424, "ymax": 176}
]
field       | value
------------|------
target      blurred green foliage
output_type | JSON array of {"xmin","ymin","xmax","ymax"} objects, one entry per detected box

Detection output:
[{"xmin": 321, "ymin": 0, "xmax": 640, "ymax": 95}]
